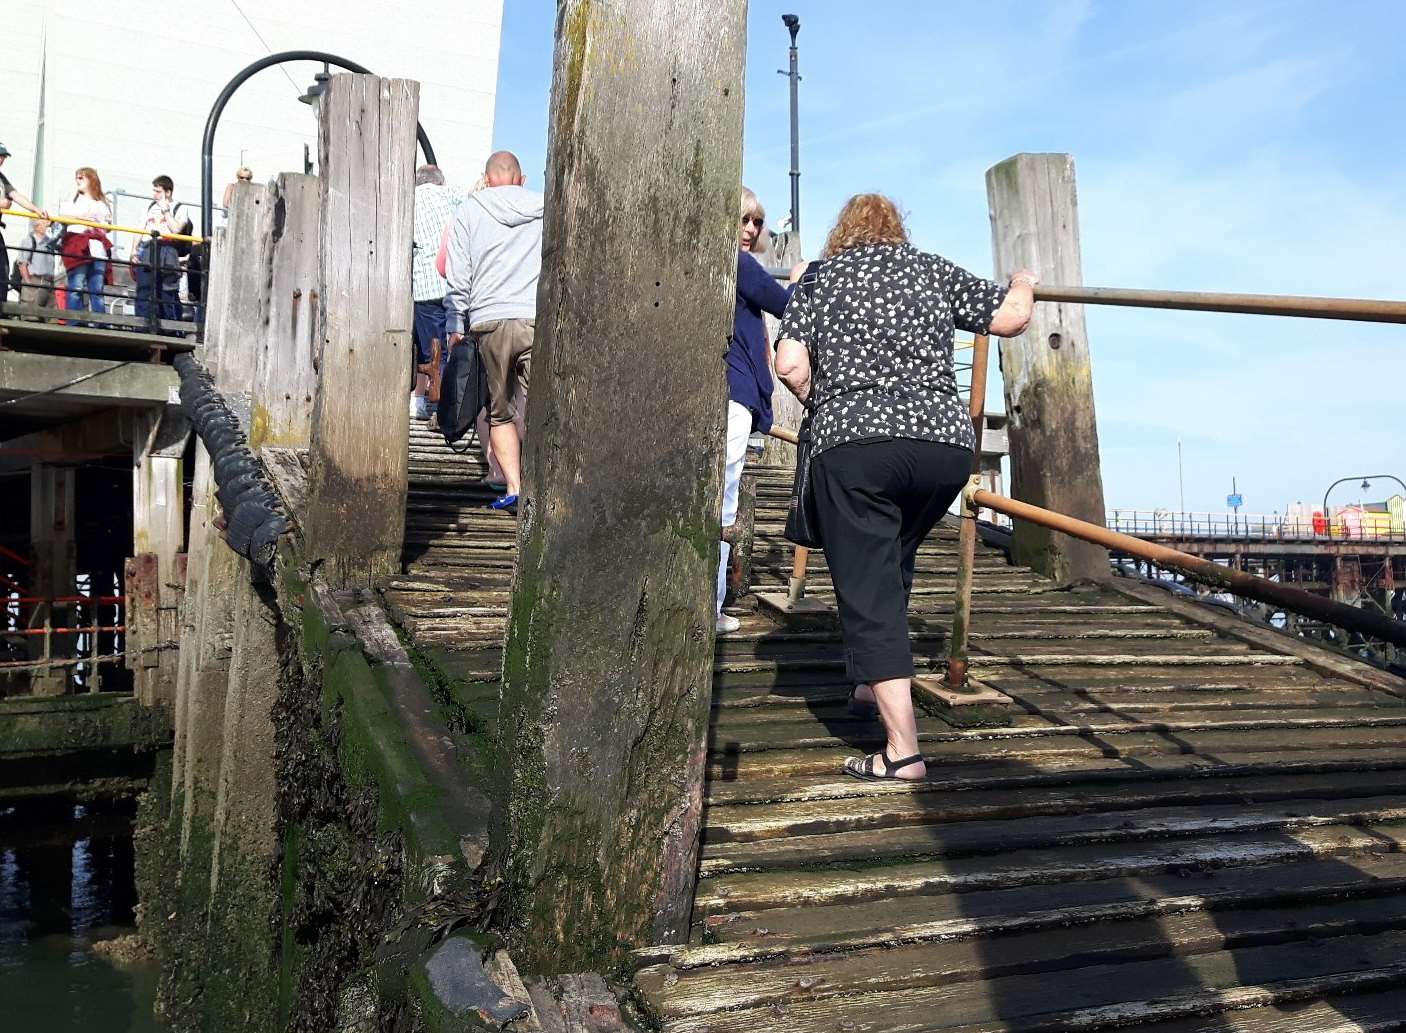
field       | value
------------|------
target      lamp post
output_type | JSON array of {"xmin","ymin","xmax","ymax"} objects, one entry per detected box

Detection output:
[
  {"xmin": 199, "ymin": 49, "xmax": 437, "ymax": 256},
  {"xmin": 1321, "ymin": 475, "xmax": 1406, "ymax": 537},
  {"xmin": 197, "ymin": 50, "xmax": 436, "ymax": 339},
  {"xmin": 779, "ymin": 15, "xmax": 801, "ymax": 239}
]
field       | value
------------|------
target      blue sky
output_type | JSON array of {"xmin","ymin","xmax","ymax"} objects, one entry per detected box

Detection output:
[{"xmin": 493, "ymin": 1, "xmax": 1405, "ymax": 515}]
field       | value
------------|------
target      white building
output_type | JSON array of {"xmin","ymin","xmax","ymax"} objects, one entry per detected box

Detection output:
[{"xmin": 2, "ymin": 0, "xmax": 503, "ymax": 250}]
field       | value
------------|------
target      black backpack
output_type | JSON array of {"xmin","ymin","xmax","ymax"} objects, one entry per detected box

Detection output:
[{"xmin": 437, "ymin": 337, "xmax": 490, "ymax": 451}]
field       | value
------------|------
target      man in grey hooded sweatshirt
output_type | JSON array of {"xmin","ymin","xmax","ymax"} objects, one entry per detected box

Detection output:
[{"xmin": 445, "ymin": 151, "xmax": 544, "ymax": 511}]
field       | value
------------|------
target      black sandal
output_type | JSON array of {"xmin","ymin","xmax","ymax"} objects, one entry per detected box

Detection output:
[
  {"xmin": 847, "ymin": 685, "xmax": 879, "ymax": 720},
  {"xmin": 842, "ymin": 746, "xmax": 925, "ymax": 782}
]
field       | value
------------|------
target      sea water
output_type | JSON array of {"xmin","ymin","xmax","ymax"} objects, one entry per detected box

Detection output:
[{"xmin": 0, "ymin": 799, "xmax": 169, "ymax": 1032}]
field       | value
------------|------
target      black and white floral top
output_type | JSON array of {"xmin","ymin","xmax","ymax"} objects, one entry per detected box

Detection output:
[{"xmin": 778, "ymin": 243, "xmax": 1007, "ymax": 458}]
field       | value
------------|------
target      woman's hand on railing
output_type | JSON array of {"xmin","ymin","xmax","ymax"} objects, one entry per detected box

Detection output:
[{"xmin": 990, "ymin": 270, "xmax": 1039, "ymax": 337}]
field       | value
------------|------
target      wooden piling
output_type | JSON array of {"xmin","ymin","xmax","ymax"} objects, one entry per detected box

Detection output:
[
  {"xmin": 302, "ymin": 73, "xmax": 417, "ymax": 588},
  {"xmin": 27, "ymin": 464, "xmax": 76, "ymax": 696},
  {"xmin": 209, "ymin": 173, "xmax": 322, "ymax": 891},
  {"xmin": 172, "ymin": 180, "xmax": 271, "ymax": 856},
  {"xmin": 498, "ymin": 0, "xmax": 747, "ymax": 970},
  {"xmin": 130, "ymin": 406, "xmax": 190, "ymax": 706},
  {"xmin": 986, "ymin": 153, "xmax": 1110, "ymax": 583}
]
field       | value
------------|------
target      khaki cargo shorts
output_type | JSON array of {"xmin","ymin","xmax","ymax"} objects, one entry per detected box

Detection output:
[{"xmin": 470, "ymin": 318, "xmax": 534, "ymax": 425}]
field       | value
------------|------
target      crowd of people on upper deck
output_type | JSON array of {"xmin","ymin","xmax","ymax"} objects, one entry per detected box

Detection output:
[{"xmin": 1, "ymin": 142, "xmax": 203, "ymax": 323}]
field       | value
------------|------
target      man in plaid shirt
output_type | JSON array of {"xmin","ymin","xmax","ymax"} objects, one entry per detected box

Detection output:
[{"xmin": 411, "ymin": 165, "xmax": 463, "ymax": 420}]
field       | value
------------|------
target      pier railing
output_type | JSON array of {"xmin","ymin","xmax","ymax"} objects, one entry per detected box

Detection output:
[
  {"xmin": 0, "ymin": 593, "xmax": 127, "ymax": 692},
  {"xmin": 0, "ymin": 206, "xmax": 202, "ymax": 343},
  {"xmin": 1106, "ymin": 511, "xmax": 1406, "ymax": 543}
]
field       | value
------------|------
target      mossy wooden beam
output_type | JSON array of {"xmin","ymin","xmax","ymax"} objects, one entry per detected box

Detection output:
[{"xmin": 497, "ymin": 0, "xmax": 747, "ymax": 972}]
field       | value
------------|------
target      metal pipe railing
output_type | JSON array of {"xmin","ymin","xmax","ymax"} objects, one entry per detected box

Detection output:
[
  {"xmin": 1033, "ymin": 285, "xmax": 1406, "ymax": 324},
  {"xmin": 0, "ymin": 204, "xmax": 204, "ymax": 245},
  {"xmin": 2, "ymin": 593, "xmax": 126, "ymax": 691},
  {"xmin": 1104, "ymin": 510, "xmax": 1406, "ymax": 542},
  {"xmin": 945, "ymin": 487, "xmax": 1406, "ymax": 674},
  {"xmin": 3, "ymin": 223, "xmax": 200, "ymax": 336}
]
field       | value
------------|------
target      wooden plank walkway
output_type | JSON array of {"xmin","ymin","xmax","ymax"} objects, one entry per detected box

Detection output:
[{"xmin": 389, "ymin": 427, "xmax": 1406, "ymax": 1031}]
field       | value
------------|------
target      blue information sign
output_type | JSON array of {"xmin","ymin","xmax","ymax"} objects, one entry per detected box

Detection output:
[{"xmin": 1227, "ymin": 494, "xmax": 1243, "ymax": 508}]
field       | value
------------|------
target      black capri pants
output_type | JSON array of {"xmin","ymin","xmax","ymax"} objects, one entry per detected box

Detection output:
[{"xmin": 811, "ymin": 438, "xmax": 972, "ymax": 685}]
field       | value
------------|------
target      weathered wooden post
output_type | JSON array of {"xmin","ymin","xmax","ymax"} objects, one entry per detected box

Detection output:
[
  {"xmin": 986, "ymin": 153, "xmax": 1109, "ymax": 582},
  {"xmin": 208, "ymin": 173, "xmax": 321, "ymax": 898},
  {"xmin": 302, "ymin": 73, "xmax": 417, "ymax": 588},
  {"xmin": 172, "ymin": 180, "xmax": 270, "ymax": 854},
  {"xmin": 28, "ymin": 463, "xmax": 76, "ymax": 695},
  {"xmin": 130, "ymin": 406, "xmax": 189, "ymax": 706},
  {"xmin": 497, "ymin": 0, "xmax": 746, "ymax": 970}
]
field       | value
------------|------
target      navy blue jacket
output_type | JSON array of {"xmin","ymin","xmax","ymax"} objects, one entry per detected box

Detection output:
[{"xmin": 729, "ymin": 250, "xmax": 794, "ymax": 433}]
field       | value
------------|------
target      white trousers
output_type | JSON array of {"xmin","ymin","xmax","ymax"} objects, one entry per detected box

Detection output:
[{"xmin": 717, "ymin": 401, "xmax": 753, "ymax": 614}]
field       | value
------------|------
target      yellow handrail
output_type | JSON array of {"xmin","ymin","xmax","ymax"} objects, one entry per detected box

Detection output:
[{"xmin": 1, "ymin": 205, "xmax": 204, "ymax": 245}]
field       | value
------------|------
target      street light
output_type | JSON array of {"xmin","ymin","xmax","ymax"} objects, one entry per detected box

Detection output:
[
  {"xmin": 779, "ymin": 15, "xmax": 801, "ymax": 239},
  {"xmin": 200, "ymin": 50, "xmax": 438, "ymax": 254},
  {"xmin": 198, "ymin": 49, "xmax": 438, "ymax": 338},
  {"xmin": 1321, "ymin": 474, "xmax": 1406, "ymax": 536},
  {"xmin": 298, "ymin": 64, "xmax": 332, "ymax": 106}
]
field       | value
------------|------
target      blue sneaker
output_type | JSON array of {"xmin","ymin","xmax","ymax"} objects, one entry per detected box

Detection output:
[{"xmin": 489, "ymin": 493, "xmax": 518, "ymax": 512}]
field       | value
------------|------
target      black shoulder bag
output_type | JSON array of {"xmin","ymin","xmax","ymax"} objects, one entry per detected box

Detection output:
[
  {"xmin": 783, "ymin": 261, "xmax": 824, "ymax": 549},
  {"xmin": 437, "ymin": 335, "xmax": 490, "ymax": 453}
]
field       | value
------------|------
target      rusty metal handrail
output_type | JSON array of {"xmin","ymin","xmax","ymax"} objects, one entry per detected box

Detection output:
[
  {"xmin": 2, "ymin": 593, "xmax": 126, "ymax": 692},
  {"xmin": 944, "ymin": 487, "xmax": 1406, "ymax": 686},
  {"xmin": 1034, "ymin": 285, "xmax": 1406, "ymax": 324}
]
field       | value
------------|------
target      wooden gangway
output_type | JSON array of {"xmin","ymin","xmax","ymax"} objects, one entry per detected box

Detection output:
[{"xmin": 387, "ymin": 423, "xmax": 1406, "ymax": 1031}]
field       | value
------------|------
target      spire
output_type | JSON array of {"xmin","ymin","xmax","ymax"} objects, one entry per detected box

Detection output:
[{"xmin": 31, "ymin": 15, "xmax": 47, "ymax": 207}]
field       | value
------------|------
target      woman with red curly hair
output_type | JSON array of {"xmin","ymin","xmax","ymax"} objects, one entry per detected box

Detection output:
[{"xmin": 775, "ymin": 193, "xmax": 1037, "ymax": 781}]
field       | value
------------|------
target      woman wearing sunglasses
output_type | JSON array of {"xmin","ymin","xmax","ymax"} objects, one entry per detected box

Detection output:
[{"xmin": 716, "ymin": 188, "xmax": 804, "ymax": 635}]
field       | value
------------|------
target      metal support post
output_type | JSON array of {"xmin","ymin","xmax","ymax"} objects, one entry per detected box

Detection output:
[
  {"xmin": 146, "ymin": 229, "xmax": 161, "ymax": 333},
  {"xmin": 755, "ymin": 423, "xmax": 832, "ymax": 617},
  {"xmin": 780, "ymin": 14, "xmax": 801, "ymax": 237},
  {"xmin": 89, "ymin": 602, "xmax": 101, "ymax": 692},
  {"xmin": 944, "ymin": 333, "xmax": 992, "ymax": 692}
]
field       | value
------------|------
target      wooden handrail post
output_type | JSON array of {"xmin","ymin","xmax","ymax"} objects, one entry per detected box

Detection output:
[
  {"xmin": 987, "ymin": 154, "xmax": 1109, "ymax": 583},
  {"xmin": 764, "ymin": 424, "xmax": 814, "ymax": 606}
]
